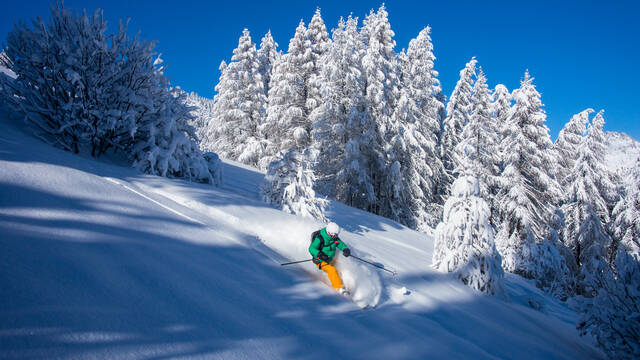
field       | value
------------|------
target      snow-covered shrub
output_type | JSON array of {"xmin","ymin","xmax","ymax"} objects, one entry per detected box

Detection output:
[
  {"xmin": 432, "ymin": 175, "xmax": 506, "ymax": 297},
  {"xmin": 0, "ymin": 3, "xmax": 220, "ymax": 184},
  {"xmin": 261, "ymin": 149, "xmax": 327, "ymax": 221}
]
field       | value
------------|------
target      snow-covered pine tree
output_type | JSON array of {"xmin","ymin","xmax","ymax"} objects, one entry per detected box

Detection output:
[
  {"xmin": 432, "ymin": 173, "xmax": 506, "ymax": 297},
  {"xmin": 305, "ymin": 8, "xmax": 331, "ymax": 117},
  {"xmin": 361, "ymin": 4, "xmax": 401, "ymax": 217},
  {"xmin": 203, "ymin": 29, "xmax": 267, "ymax": 167},
  {"xmin": 131, "ymin": 86, "xmax": 221, "ymax": 185},
  {"xmin": 1, "ymin": 3, "xmax": 220, "ymax": 184},
  {"xmin": 256, "ymin": 30, "xmax": 279, "ymax": 99},
  {"xmin": 389, "ymin": 26, "xmax": 445, "ymax": 230},
  {"xmin": 441, "ymin": 58, "xmax": 477, "ymax": 194},
  {"xmin": 260, "ymin": 149, "xmax": 327, "ymax": 221},
  {"xmin": 489, "ymin": 84, "xmax": 511, "ymax": 168},
  {"xmin": 562, "ymin": 110, "xmax": 617, "ymax": 281},
  {"xmin": 185, "ymin": 91, "xmax": 216, "ymax": 143},
  {"xmin": 456, "ymin": 68, "xmax": 500, "ymax": 203},
  {"xmin": 311, "ymin": 16, "xmax": 376, "ymax": 211},
  {"xmin": 490, "ymin": 84, "xmax": 512, "ymax": 133},
  {"xmin": 554, "ymin": 109, "xmax": 591, "ymax": 190},
  {"xmin": 494, "ymin": 71, "xmax": 570, "ymax": 295},
  {"xmin": 574, "ymin": 208, "xmax": 612, "ymax": 297},
  {"xmin": 263, "ymin": 20, "xmax": 312, "ymax": 162}
]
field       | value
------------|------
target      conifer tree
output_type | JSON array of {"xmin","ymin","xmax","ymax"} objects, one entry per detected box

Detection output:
[
  {"xmin": 494, "ymin": 71, "xmax": 569, "ymax": 293},
  {"xmin": 489, "ymin": 84, "xmax": 511, "ymax": 168},
  {"xmin": 261, "ymin": 149, "xmax": 327, "ymax": 221},
  {"xmin": 390, "ymin": 27, "xmax": 445, "ymax": 229},
  {"xmin": 555, "ymin": 109, "xmax": 592, "ymax": 190},
  {"xmin": 433, "ymin": 173, "xmax": 506, "ymax": 297},
  {"xmin": 256, "ymin": 30, "xmax": 279, "ymax": 99},
  {"xmin": 456, "ymin": 68, "xmax": 500, "ymax": 200},
  {"xmin": 203, "ymin": 29, "xmax": 266, "ymax": 167},
  {"xmin": 305, "ymin": 8, "xmax": 331, "ymax": 117},
  {"xmin": 490, "ymin": 84, "xmax": 512, "ymax": 132},
  {"xmin": 264, "ymin": 21, "xmax": 311, "ymax": 160},
  {"xmin": 311, "ymin": 16, "xmax": 375, "ymax": 210},
  {"xmin": 562, "ymin": 110, "xmax": 617, "ymax": 278},
  {"xmin": 441, "ymin": 58, "xmax": 477, "ymax": 193},
  {"xmin": 361, "ymin": 4, "xmax": 401, "ymax": 217}
]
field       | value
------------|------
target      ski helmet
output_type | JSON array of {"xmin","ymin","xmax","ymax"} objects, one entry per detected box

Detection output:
[{"xmin": 326, "ymin": 222, "xmax": 341, "ymax": 237}]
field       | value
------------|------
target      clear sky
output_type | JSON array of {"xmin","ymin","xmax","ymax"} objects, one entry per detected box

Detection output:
[{"xmin": 3, "ymin": 0, "xmax": 639, "ymax": 140}]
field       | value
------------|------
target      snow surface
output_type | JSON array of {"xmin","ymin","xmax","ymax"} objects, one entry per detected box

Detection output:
[
  {"xmin": 605, "ymin": 131, "xmax": 640, "ymax": 177},
  {"xmin": 0, "ymin": 114, "xmax": 604, "ymax": 359}
]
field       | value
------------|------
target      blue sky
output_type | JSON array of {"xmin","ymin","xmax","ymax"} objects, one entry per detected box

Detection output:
[{"xmin": 3, "ymin": 0, "xmax": 639, "ymax": 140}]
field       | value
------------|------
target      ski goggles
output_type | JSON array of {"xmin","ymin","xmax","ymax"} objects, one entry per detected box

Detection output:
[{"xmin": 327, "ymin": 231, "xmax": 338, "ymax": 238}]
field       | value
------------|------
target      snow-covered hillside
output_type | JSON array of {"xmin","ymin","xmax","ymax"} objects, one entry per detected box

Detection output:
[
  {"xmin": 605, "ymin": 131, "xmax": 640, "ymax": 177},
  {"xmin": 0, "ymin": 114, "xmax": 604, "ymax": 359}
]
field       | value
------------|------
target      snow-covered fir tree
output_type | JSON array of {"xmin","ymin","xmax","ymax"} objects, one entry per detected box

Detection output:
[
  {"xmin": 132, "ymin": 86, "xmax": 222, "ymax": 185},
  {"xmin": 305, "ymin": 8, "xmax": 331, "ymax": 117},
  {"xmin": 256, "ymin": 30, "xmax": 279, "ymax": 99},
  {"xmin": 311, "ymin": 16, "xmax": 376, "ymax": 211},
  {"xmin": 489, "ymin": 84, "xmax": 511, "ymax": 172},
  {"xmin": 263, "ymin": 20, "xmax": 312, "ymax": 161},
  {"xmin": 432, "ymin": 173, "xmax": 506, "ymax": 297},
  {"xmin": 490, "ymin": 84, "xmax": 512, "ymax": 133},
  {"xmin": 203, "ymin": 29, "xmax": 267, "ymax": 167},
  {"xmin": 441, "ymin": 58, "xmax": 477, "ymax": 193},
  {"xmin": 494, "ymin": 71, "xmax": 571, "ymax": 296},
  {"xmin": 361, "ymin": 4, "xmax": 402, "ymax": 217},
  {"xmin": 561, "ymin": 110, "xmax": 617, "ymax": 284},
  {"xmin": 260, "ymin": 149, "xmax": 327, "ymax": 221},
  {"xmin": 456, "ymin": 68, "xmax": 500, "ymax": 203},
  {"xmin": 554, "ymin": 109, "xmax": 591, "ymax": 190},
  {"xmin": 185, "ymin": 91, "xmax": 216, "ymax": 143},
  {"xmin": 574, "ymin": 208, "xmax": 612, "ymax": 297},
  {"xmin": 389, "ymin": 26, "xmax": 445, "ymax": 230},
  {"xmin": 1, "ymin": 3, "xmax": 220, "ymax": 184}
]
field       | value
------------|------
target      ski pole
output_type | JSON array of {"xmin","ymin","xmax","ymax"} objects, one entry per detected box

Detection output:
[
  {"xmin": 281, "ymin": 258, "xmax": 313, "ymax": 266},
  {"xmin": 351, "ymin": 255, "xmax": 396, "ymax": 275}
]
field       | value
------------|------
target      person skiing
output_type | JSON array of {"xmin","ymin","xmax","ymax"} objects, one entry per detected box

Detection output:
[{"xmin": 309, "ymin": 222, "xmax": 351, "ymax": 294}]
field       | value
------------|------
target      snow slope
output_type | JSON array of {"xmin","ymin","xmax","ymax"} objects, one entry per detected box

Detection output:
[
  {"xmin": 605, "ymin": 131, "xmax": 640, "ymax": 177},
  {"xmin": 0, "ymin": 114, "xmax": 604, "ymax": 359}
]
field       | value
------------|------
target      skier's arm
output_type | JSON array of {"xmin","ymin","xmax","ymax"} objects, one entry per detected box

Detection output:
[{"xmin": 336, "ymin": 238, "xmax": 348, "ymax": 251}]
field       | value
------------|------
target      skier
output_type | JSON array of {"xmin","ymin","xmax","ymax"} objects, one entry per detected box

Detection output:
[{"xmin": 309, "ymin": 222, "xmax": 351, "ymax": 295}]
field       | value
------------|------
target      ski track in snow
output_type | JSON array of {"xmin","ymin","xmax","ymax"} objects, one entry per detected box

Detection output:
[
  {"xmin": 103, "ymin": 177, "xmax": 207, "ymax": 226},
  {"xmin": 0, "ymin": 114, "xmax": 606, "ymax": 359}
]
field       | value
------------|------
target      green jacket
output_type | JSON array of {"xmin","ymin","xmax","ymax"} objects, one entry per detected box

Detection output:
[{"xmin": 309, "ymin": 228, "xmax": 348, "ymax": 263}]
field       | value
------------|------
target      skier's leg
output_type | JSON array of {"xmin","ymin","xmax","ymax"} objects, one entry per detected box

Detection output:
[{"xmin": 319, "ymin": 262, "xmax": 344, "ymax": 289}]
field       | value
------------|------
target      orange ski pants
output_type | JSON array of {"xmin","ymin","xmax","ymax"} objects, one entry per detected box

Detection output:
[{"xmin": 318, "ymin": 262, "xmax": 344, "ymax": 289}]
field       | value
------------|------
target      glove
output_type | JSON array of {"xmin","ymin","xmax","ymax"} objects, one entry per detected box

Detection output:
[
  {"xmin": 343, "ymin": 248, "xmax": 351, "ymax": 257},
  {"xmin": 317, "ymin": 252, "xmax": 329, "ymax": 262}
]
